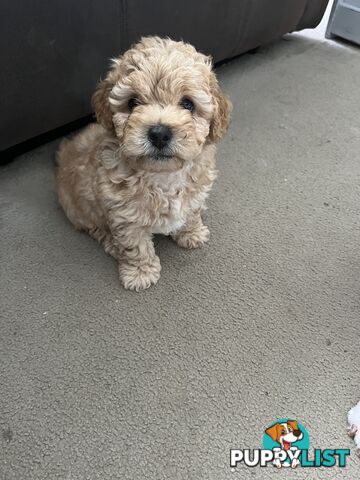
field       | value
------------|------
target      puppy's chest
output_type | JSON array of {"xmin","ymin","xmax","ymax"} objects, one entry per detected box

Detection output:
[
  {"xmin": 145, "ymin": 172, "xmax": 204, "ymax": 234},
  {"xmin": 151, "ymin": 195, "xmax": 186, "ymax": 234}
]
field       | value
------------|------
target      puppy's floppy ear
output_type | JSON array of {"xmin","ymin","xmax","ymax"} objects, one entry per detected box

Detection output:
[
  {"xmin": 92, "ymin": 76, "xmax": 115, "ymax": 132},
  {"xmin": 208, "ymin": 73, "xmax": 232, "ymax": 143},
  {"xmin": 287, "ymin": 420, "xmax": 299, "ymax": 431},
  {"xmin": 265, "ymin": 423, "xmax": 281, "ymax": 442}
]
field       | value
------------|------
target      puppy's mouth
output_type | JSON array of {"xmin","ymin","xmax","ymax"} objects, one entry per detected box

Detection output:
[
  {"xmin": 282, "ymin": 440, "xmax": 291, "ymax": 450},
  {"xmin": 144, "ymin": 145, "xmax": 175, "ymax": 161},
  {"xmin": 148, "ymin": 153, "xmax": 174, "ymax": 161}
]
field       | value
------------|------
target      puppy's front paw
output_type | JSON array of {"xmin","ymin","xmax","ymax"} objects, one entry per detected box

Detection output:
[
  {"xmin": 173, "ymin": 225, "xmax": 210, "ymax": 249},
  {"xmin": 119, "ymin": 256, "xmax": 161, "ymax": 291},
  {"xmin": 348, "ymin": 401, "xmax": 360, "ymax": 455}
]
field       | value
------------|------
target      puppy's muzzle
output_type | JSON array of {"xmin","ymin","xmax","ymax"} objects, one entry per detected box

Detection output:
[{"xmin": 148, "ymin": 124, "xmax": 173, "ymax": 151}]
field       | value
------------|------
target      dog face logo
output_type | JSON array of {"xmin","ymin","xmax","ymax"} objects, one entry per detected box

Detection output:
[
  {"xmin": 263, "ymin": 419, "xmax": 307, "ymax": 469},
  {"xmin": 265, "ymin": 420, "xmax": 303, "ymax": 450}
]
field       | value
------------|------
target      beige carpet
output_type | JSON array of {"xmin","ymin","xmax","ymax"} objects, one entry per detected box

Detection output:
[{"xmin": 1, "ymin": 35, "xmax": 360, "ymax": 479}]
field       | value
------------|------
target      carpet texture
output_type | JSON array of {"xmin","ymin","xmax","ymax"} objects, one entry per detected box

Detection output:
[{"xmin": 1, "ymin": 35, "xmax": 360, "ymax": 479}]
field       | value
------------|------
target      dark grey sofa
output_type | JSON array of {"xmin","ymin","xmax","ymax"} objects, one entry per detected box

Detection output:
[{"xmin": 0, "ymin": 0, "xmax": 328, "ymax": 153}]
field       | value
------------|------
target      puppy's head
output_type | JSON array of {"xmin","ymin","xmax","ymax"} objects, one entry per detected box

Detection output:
[
  {"xmin": 265, "ymin": 421, "xmax": 303, "ymax": 448},
  {"xmin": 92, "ymin": 37, "xmax": 232, "ymax": 172}
]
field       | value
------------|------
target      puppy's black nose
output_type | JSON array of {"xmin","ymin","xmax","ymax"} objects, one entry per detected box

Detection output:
[
  {"xmin": 293, "ymin": 429, "xmax": 302, "ymax": 437},
  {"xmin": 148, "ymin": 124, "xmax": 172, "ymax": 150}
]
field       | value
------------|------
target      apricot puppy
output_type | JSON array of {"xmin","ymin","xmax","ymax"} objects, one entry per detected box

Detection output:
[{"xmin": 56, "ymin": 37, "xmax": 231, "ymax": 291}]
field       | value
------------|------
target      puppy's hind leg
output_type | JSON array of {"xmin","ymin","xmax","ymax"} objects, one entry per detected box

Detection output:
[
  {"xmin": 172, "ymin": 209, "xmax": 209, "ymax": 249},
  {"xmin": 88, "ymin": 227, "xmax": 118, "ymax": 259}
]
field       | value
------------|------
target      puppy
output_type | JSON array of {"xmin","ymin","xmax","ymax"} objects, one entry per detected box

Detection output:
[
  {"xmin": 265, "ymin": 420, "xmax": 303, "ymax": 451},
  {"xmin": 265, "ymin": 420, "xmax": 303, "ymax": 469},
  {"xmin": 56, "ymin": 37, "xmax": 231, "ymax": 290}
]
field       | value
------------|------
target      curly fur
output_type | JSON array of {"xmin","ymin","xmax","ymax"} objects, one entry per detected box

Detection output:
[{"xmin": 56, "ymin": 37, "xmax": 232, "ymax": 291}]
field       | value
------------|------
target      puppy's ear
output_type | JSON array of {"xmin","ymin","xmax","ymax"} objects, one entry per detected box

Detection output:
[
  {"xmin": 287, "ymin": 420, "xmax": 299, "ymax": 431},
  {"xmin": 208, "ymin": 74, "xmax": 232, "ymax": 143},
  {"xmin": 265, "ymin": 423, "xmax": 281, "ymax": 442},
  {"xmin": 92, "ymin": 71, "xmax": 117, "ymax": 132}
]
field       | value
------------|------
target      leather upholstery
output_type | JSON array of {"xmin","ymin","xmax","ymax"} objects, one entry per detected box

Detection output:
[{"xmin": 0, "ymin": 0, "xmax": 328, "ymax": 151}]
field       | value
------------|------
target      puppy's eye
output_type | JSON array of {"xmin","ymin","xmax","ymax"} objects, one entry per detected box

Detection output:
[
  {"xmin": 128, "ymin": 97, "xmax": 140, "ymax": 111},
  {"xmin": 180, "ymin": 97, "xmax": 195, "ymax": 112}
]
